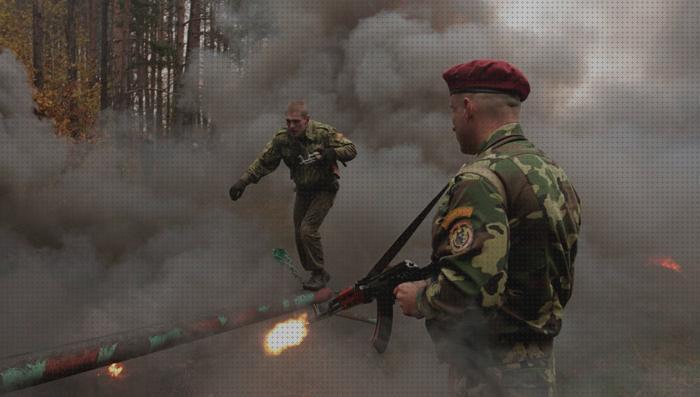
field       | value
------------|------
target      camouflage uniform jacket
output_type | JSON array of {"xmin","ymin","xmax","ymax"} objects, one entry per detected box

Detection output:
[
  {"xmin": 417, "ymin": 123, "xmax": 581, "ymax": 366},
  {"xmin": 242, "ymin": 120, "xmax": 357, "ymax": 192}
]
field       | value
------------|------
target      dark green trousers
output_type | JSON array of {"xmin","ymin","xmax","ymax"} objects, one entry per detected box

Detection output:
[{"xmin": 293, "ymin": 190, "xmax": 336, "ymax": 272}]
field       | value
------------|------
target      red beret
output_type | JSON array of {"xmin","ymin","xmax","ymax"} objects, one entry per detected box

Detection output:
[{"xmin": 442, "ymin": 59, "xmax": 530, "ymax": 102}]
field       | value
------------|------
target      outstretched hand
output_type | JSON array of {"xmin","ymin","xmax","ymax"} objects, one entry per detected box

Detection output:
[{"xmin": 229, "ymin": 180, "xmax": 247, "ymax": 201}]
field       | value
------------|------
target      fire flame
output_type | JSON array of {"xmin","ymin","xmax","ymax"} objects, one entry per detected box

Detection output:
[
  {"xmin": 650, "ymin": 257, "xmax": 682, "ymax": 273},
  {"xmin": 107, "ymin": 363, "xmax": 124, "ymax": 378},
  {"xmin": 263, "ymin": 313, "xmax": 309, "ymax": 356}
]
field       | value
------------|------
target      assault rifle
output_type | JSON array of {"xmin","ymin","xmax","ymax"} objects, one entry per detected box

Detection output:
[
  {"xmin": 314, "ymin": 260, "xmax": 440, "ymax": 353},
  {"xmin": 311, "ymin": 181, "xmax": 449, "ymax": 355}
]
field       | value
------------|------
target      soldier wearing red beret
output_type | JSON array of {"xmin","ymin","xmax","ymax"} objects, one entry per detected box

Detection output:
[{"xmin": 395, "ymin": 60, "xmax": 581, "ymax": 396}]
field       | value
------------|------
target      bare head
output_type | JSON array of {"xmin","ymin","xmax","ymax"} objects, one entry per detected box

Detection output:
[
  {"xmin": 449, "ymin": 92, "xmax": 521, "ymax": 154},
  {"xmin": 285, "ymin": 101, "xmax": 310, "ymax": 137}
]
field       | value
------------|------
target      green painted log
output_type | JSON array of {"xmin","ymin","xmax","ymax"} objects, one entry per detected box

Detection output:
[{"xmin": 0, "ymin": 288, "xmax": 333, "ymax": 394}]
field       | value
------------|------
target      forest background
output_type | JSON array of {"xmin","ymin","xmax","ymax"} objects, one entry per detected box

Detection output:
[{"xmin": 0, "ymin": 0, "xmax": 243, "ymax": 139}]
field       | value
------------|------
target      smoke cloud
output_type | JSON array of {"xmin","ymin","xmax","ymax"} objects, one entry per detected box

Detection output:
[{"xmin": 2, "ymin": 0, "xmax": 699, "ymax": 395}]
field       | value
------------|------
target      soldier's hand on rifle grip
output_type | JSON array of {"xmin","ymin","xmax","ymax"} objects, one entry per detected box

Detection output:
[
  {"xmin": 320, "ymin": 147, "xmax": 337, "ymax": 162},
  {"xmin": 393, "ymin": 280, "xmax": 428, "ymax": 319},
  {"xmin": 229, "ymin": 179, "xmax": 248, "ymax": 201}
]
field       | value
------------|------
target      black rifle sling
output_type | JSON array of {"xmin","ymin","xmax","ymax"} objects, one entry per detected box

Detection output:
[
  {"xmin": 364, "ymin": 184, "xmax": 448, "ymax": 354},
  {"xmin": 365, "ymin": 134, "xmax": 522, "ymax": 280},
  {"xmin": 363, "ymin": 183, "xmax": 449, "ymax": 281}
]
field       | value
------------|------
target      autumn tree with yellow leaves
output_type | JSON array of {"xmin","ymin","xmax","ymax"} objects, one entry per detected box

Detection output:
[
  {"xmin": 0, "ymin": 0, "xmax": 235, "ymax": 139},
  {"xmin": 0, "ymin": 0, "xmax": 99, "ymax": 138}
]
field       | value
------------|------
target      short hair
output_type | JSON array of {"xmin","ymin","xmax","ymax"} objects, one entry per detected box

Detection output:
[
  {"xmin": 287, "ymin": 101, "xmax": 309, "ymax": 118},
  {"xmin": 462, "ymin": 92, "xmax": 521, "ymax": 119},
  {"xmin": 467, "ymin": 92, "xmax": 521, "ymax": 108}
]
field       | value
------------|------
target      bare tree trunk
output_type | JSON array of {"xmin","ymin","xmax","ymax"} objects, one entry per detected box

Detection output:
[
  {"xmin": 185, "ymin": 0, "xmax": 202, "ymax": 124},
  {"xmin": 112, "ymin": 0, "xmax": 131, "ymax": 110},
  {"xmin": 46, "ymin": 9, "xmax": 52, "ymax": 79},
  {"xmin": 155, "ymin": 0, "xmax": 163, "ymax": 134},
  {"xmin": 66, "ymin": 0, "xmax": 78, "ymax": 82},
  {"xmin": 87, "ymin": 0, "xmax": 99, "ymax": 83},
  {"xmin": 65, "ymin": 0, "xmax": 79, "ymax": 136},
  {"xmin": 185, "ymin": 0, "xmax": 201, "ymax": 70},
  {"xmin": 100, "ymin": 0, "xmax": 110, "ymax": 109},
  {"xmin": 165, "ymin": 0, "xmax": 175, "ymax": 133},
  {"xmin": 172, "ymin": 0, "xmax": 186, "ymax": 129},
  {"xmin": 32, "ymin": 0, "xmax": 44, "ymax": 89},
  {"xmin": 47, "ymin": 4, "xmax": 55, "ymax": 82},
  {"xmin": 174, "ymin": 0, "xmax": 185, "ymax": 77},
  {"xmin": 202, "ymin": 0, "xmax": 209, "ymax": 49},
  {"xmin": 137, "ymin": 13, "xmax": 146, "ymax": 133},
  {"xmin": 112, "ymin": 0, "xmax": 123, "ymax": 109},
  {"xmin": 208, "ymin": 0, "xmax": 216, "ymax": 50},
  {"xmin": 148, "ymin": 19, "xmax": 156, "ymax": 132},
  {"xmin": 184, "ymin": 0, "xmax": 201, "ymax": 127}
]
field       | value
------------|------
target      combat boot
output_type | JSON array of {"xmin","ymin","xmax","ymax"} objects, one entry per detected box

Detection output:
[{"xmin": 302, "ymin": 270, "xmax": 330, "ymax": 291}]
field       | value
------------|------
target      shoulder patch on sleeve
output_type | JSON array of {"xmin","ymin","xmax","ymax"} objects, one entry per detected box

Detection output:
[
  {"xmin": 441, "ymin": 207, "xmax": 474, "ymax": 230},
  {"xmin": 449, "ymin": 220, "xmax": 474, "ymax": 254}
]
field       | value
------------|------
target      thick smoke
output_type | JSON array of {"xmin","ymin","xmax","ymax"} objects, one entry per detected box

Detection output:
[{"xmin": 2, "ymin": 0, "xmax": 699, "ymax": 395}]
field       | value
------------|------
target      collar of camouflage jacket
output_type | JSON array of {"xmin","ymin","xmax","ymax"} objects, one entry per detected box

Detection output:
[
  {"xmin": 476, "ymin": 122, "xmax": 524, "ymax": 155},
  {"xmin": 299, "ymin": 119, "xmax": 317, "ymax": 141}
]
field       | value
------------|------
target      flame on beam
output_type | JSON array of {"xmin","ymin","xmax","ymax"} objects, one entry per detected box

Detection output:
[{"xmin": 263, "ymin": 313, "xmax": 309, "ymax": 356}]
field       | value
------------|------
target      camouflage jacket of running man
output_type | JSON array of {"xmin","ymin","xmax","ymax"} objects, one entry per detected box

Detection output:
[
  {"xmin": 241, "ymin": 120, "xmax": 357, "ymax": 192},
  {"xmin": 416, "ymin": 122, "xmax": 581, "ymax": 367}
]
